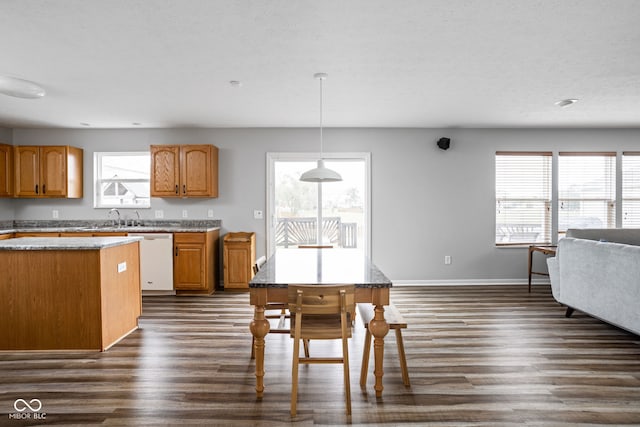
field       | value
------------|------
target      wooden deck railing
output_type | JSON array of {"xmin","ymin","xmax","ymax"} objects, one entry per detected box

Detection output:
[{"xmin": 275, "ymin": 217, "xmax": 358, "ymax": 248}]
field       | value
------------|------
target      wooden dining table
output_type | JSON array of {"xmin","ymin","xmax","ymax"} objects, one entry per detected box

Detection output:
[{"xmin": 248, "ymin": 248, "xmax": 393, "ymax": 398}]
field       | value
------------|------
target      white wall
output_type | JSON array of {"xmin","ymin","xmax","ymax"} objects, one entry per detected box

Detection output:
[{"xmin": 8, "ymin": 127, "xmax": 640, "ymax": 283}]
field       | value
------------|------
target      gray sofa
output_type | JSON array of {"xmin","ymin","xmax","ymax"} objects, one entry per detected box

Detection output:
[{"xmin": 547, "ymin": 228, "xmax": 640, "ymax": 336}]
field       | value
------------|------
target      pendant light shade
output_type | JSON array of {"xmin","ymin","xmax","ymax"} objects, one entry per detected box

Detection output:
[
  {"xmin": 300, "ymin": 159, "xmax": 343, "ymax": 182},
  {"xmin": 0, "ymin": 76, "xmax": 46, "ymax": 99},
  {"xmin": 300, "ymin": 73, "xmax": 342, "ymax": 183}
]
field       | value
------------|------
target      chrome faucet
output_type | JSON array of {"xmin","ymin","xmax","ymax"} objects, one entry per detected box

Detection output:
[
  {"xmin": 134, "ymin": 210, "xmax": 141, "ymax": 226},
  {"xmin": 108, "ymin": 208, "xmax": 121, "ymax": 227}
]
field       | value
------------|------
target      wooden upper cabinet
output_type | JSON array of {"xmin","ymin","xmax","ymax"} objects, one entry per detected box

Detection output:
[
  {"xmin": 150, "ymin": 145, "xmax": 180, "ymax": 196},
  {"xmin": 150, "ymin": 144, "xmax": 218, "ymax": 198},
  {"xmin": 14, "ymin": 146, "xmax": 39, "ymax": 197},
  {"xmin": 0, "ymin": 143, "xmax": 13, "ymax": 197},
  {"xmin": 14, "ymin": 145, "xmax": 83, "ymax": 198}
]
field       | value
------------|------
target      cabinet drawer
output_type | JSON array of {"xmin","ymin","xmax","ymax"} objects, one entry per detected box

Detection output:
[{"xmin": 173, "ymin": 232, "xmax": 205, "ymax": 244}]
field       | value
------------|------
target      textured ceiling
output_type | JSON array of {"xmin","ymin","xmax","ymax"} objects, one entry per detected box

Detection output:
[{"xmin": 1, "ymin": 0, "xmax": 639, "ymax": 129}]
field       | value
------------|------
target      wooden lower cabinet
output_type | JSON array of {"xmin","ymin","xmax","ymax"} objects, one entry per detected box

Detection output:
[
  {"xmin": 0, "ymin": 241, "xmax": 141, "ymax": 351},
  {"xmin": 223, "ymin": 232, "xmax": 256, "ymax": 290},
  {"xmin": 173, "ymin": 230, "xmax": 219, "ymax": 294}
]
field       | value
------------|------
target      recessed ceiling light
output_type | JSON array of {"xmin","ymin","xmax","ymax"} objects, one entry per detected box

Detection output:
[
  {"xmin": 132, "ymin": 122, "xmax": 142, "ymax": 126},
  {"xmin": 80, "ymin": 122, "xmax": 90, "ymax": 127},
  {"xmin": 555, "ymin": 99, "xmax": 578, "ymax": 107},
  {"xmin": 229, "ymin": 80, "xmax": 242, "ymax": 87},
  {"xmin": 0, "ymin": 76, "xmax": 46, "ymax": 99}
]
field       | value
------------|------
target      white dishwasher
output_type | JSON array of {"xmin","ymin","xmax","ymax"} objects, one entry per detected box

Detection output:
[{"xmin": 130, "ymin": 233, "xmax": 174, "ymax": 293}]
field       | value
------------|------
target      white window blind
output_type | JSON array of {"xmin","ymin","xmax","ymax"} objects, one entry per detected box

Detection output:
[
  {"xmin": 558, "ymin": 152, "xmax": 616, "ymax": 232},
  {"xmin": 623, "ymin": 152, "xmax": 640, "ymax": 228},
  {"xmin": 495, "ymin": 152, "xmax": 552, "ymax": 245}
]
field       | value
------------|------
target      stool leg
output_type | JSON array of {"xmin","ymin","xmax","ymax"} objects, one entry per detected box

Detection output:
[
  {"xmin": 395, "ymin": 328, "xmax": 410, "ymax": 387},
  {"xmin": 360, "ymin": 328, "xmax": 372, "ymax": 388}
]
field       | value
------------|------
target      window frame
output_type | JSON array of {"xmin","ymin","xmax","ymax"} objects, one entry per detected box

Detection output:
[
  {"xmin": 622, "ymin": 151, "xmax": 640, "ymax": 228},
  {"xmin": 93, "ymin": 151, "xmax": 151, "ymax": 209},
  {"xmin": 557, "ymin": 151, "xmax": 616, "ymax": 233},
  {"xmin": 495, "ymin": 151, "xmax": 553, "ymax": 246}
]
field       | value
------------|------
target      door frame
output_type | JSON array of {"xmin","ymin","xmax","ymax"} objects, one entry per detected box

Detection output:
[{"xmin": 266, "ymin": 152, "xmax": 372, "ymax": 257}]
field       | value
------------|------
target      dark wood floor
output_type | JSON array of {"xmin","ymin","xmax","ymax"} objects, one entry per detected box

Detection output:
[{"xmin": 1, "ymin": 285, "xmax": 639, "ymax": 426}]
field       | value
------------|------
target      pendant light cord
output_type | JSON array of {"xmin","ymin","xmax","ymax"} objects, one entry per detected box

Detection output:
[{"xmin": 319, "ymin": 76, "xmax": 323, "ymax": 157}]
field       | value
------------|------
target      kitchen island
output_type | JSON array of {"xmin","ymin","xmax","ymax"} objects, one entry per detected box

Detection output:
[{"xmin": 0, "ymin": 236, "xmax": 143, "ymax": 351}]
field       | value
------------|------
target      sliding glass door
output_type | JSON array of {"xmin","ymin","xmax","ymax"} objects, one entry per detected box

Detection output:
[{"xmin": 266, "ymin": 153, "xmax": 370, "ymax": 256}]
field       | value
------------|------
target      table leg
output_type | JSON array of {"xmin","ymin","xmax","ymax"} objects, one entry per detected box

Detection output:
[
  {"xmin": 368, "ymin": 303, "xmax": 389, "ymax": 398},
  {"xmin": 250, "ymin": 304, "xmax": 269, "ymax": 399}
]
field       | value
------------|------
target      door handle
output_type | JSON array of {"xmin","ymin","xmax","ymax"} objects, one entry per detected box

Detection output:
[
  {"xmin": 35, "ymin": 184, "xmax": 38, "ymax": 194},
  {"xmin": 183, "ymin": 184, "xmax": 186, "ymax": 194},
  {"xmin": 42, "ymin": 184, "xmax": 46, "ymax": 194},
  {"xmin": 175, "ymin": 185, "xmax": 178, "ymax": 194}
]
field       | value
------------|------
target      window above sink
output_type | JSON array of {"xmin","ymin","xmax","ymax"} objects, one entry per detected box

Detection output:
[{"xmin": 94, "ymin": 152, "xmax": 151, "ymax": 209}]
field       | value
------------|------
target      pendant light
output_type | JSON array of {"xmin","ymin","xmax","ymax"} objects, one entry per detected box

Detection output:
[{"xmin": 300, "ymin": 73, "xmax": 342, "ymax": 183}]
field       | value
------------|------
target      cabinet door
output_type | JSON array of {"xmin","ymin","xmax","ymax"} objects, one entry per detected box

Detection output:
[
  {"xmin": 40, "ymin": 146, "xmax": 68, "ymax": 197},
  {"xmin": 174, "ymin": 235, "xmax": 206, "ymax": 290},
  {"xmin": 14, "ymin": 146, "xmax": 40, "ymax": 197},
  {"xmin": 0, "ymin": 144, "xmax": 13, "ymax": 197},
  {"xmin": 181, "ymin": 145, "xmax": 213, "ymax": 197},
  {"xmin": 224, "ymin": 245, "xmax": 251, "ymax": 289},
  {"xmin": 150, "ymin": 145, "xmax": 180, "ymax": 197}
]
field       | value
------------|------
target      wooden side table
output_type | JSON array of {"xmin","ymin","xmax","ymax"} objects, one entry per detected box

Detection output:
[{"xmin": 528, "ymin": 245, "xmax": 557, "ymax": 292}]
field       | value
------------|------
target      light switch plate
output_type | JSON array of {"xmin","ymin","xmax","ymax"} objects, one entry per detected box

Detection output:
[
  {"xmin": 207, "ymin": 209, "xmax": 214, "ymax": 218},
  {"xmin": 52, "ymin": 210, "xmax": 59, "ymax": 219},
  {"xmin": 155, "ymin": 210, "xmax": 164, "ymax": 219},
  {"xmin": 254, "ymin": 210, "xmax": 263, "ymax": 219},
  {"xmin": 182, "ymin": 209, "xmax": 188, "ymax": 218}
]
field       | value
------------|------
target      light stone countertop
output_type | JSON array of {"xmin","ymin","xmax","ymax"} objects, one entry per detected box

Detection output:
[{"xmin": 0, "ymin": 236, "xmax": 144, "ymax": 250}]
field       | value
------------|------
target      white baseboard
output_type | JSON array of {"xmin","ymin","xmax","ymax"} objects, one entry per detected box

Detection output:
[{"xmin": 391, "ymin": 279, "xmax": 551, "ymax": 286}]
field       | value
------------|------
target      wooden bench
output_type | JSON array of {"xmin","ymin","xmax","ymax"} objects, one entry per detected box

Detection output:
[{"xmin": 358, "ymin": 303, "xmax": 410, "ymax": 387}]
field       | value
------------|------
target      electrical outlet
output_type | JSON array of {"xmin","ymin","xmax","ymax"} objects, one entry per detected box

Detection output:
[
  {"xmin": 207, "ymin": 209, "xmax": 214, "ymax": 218},
  {"xmin": 182, "ymin": 209, "xmax": 188, "ymax": 218},
  {"xmin": 254, "ymin": 210, "xmax": 263, "ymax": 219},
  {"xmin": 155, "ymin": 210, "xmax": 164, "ymax": 219},
  {"xmin": 52, "ymin": 209, "xmax": 59, "ymax": 219},
  {"xmin": 444, "ymin": 255, "xmax": 452, "ymax": 265}
]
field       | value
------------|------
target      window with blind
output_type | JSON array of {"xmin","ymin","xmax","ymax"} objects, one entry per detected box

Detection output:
[
  {"xmin": 495, "ymin": 152, "xmax": 552, "ymax": 245},
  {"xmin": 623, "ymin": 152, "xmax": 640, "ymax": 228},
  {"xmin": 558, "ymin": 152, "xmax": 616, "ymax": 232}
]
